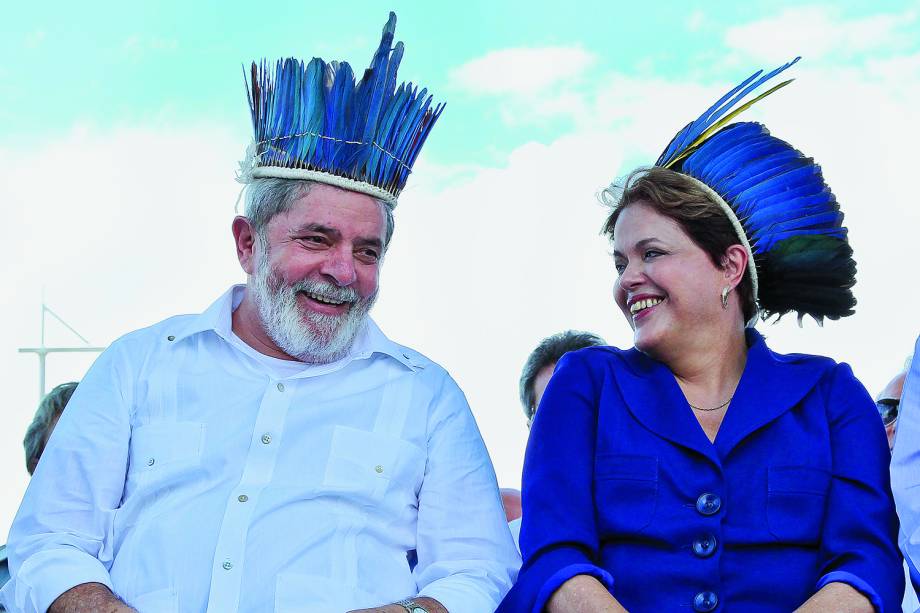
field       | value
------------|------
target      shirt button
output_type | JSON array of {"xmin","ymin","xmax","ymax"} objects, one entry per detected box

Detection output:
[
  {"xmin": 147, "ymin": 458, "xmax": 155, "ymax": 466},
  {"xmin": 238, "ymin": 494, "xmax": 249, "ymax": 503},
  {"xmin": 692, "ymin": 534, "xmax": 717, "ymax": 558},
  {"xmin": 276, "ymin": 382, "xmax": 285, "ymax": 392},
  {"xmin": 167, "ymin": 335, "xmax": 175, "ymax": 341},
  {"xmin": 261, "ymin": 433, "xmax": 272, "ymax": 444},
  {"xmin": 375, "ymin": 465, "xmax": 384, "ymax": 474},
  {"xmin": 696, "ymin": 493, "xmax": 721, "ymax": 516},
  {"xmin": 693, "ymin": 591, "xmax": 718, "ymax": 612},
  {"xmin": 222, "ymin": 560, "xmax": 233, "ymax": 570}
]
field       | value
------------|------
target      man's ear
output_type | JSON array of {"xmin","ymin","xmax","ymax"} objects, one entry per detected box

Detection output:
[
  {"xmin": 232, "ymin": 216, "xmax": 258, "ymax": 275},
  {"xmin": 722, "ymin": 244, "xmax": 749, "ymax": 289}
]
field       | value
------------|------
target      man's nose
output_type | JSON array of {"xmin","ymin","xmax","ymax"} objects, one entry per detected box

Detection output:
[{"xmin": 321, "ymin": 247, "xmax": 357, "ymax": 286}]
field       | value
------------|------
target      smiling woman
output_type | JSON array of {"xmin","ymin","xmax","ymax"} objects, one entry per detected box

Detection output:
[{"xmin": 499, "ymin": 61, "xmax": 903, "ymax": 613}]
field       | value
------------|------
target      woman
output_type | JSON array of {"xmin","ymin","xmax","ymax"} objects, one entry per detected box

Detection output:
[{"xmin": 499, "ymin": 60, "xmax": 903, "ymax": 612}]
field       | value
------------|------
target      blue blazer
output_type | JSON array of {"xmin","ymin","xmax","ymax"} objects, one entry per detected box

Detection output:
[{"xmin": 498, "ymin": 330, "xmax": 903, "ymax": 612}]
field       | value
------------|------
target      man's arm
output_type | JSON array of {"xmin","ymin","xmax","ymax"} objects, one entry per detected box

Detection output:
[
  {"xmin": 408, "ymin": 372, "xmax": 520, "ymax": 613},
  {"xmin": 348, "ymin": 596, "xmax": 447, "ymax": 613},
  {"xmin": 49, "ymin": 583, "xmax": 136, "ymax": 613},
  {"xmin": 4, "ymin": 342, "xmax": 135, "ymax": 613},
  {"xmin": 893, "ymin": 337, "xmax": 920, "ymax": 599}
]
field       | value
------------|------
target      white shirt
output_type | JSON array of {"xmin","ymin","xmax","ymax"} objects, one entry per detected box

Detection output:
[
  {"xmin": 893, "ymin": 335, "xmax": 920, "ymax": 612},
  {"xmin": 1, "ymin": 286, "xmax": 519, "ymax": 613}
]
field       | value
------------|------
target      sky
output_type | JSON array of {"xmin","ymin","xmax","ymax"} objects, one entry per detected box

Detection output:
[{"xmin": 2, "ymin": 0, "xmax": 920, "ymax": 536}]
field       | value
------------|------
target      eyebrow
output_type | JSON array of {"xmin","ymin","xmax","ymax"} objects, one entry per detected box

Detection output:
[
  {"xmin": 613, "ymin": 237, "xmax": 663, "ymax": 258},
  {"xmin": 290, "ymin": 223, "xmax": 383, "ymax": 250}
]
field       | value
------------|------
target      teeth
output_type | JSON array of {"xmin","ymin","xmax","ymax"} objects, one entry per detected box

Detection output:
[
  {"xmin": 306, "ymin": 292, "xmax": 345, "ymax": 306},
  {"xmin": 630, "ymin": 297, "xmax": 663, "ymax": 314}
]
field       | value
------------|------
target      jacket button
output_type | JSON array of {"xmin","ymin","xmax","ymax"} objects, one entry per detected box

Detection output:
[
  {"xmin": 696, "ymin": 493, "xmax": 721, "ymax": 515},
  {"xmin": 693, "ymin": 591, "xmax": 718, "ymax": 612},
  {"xmin": 692, "ymin": 534, "xmax": 717, "ymax": 558}
]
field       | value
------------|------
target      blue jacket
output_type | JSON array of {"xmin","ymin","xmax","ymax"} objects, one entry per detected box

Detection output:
[{"xmin": 499, "ymin": 330, "xmax": 903, "ymax": 612}]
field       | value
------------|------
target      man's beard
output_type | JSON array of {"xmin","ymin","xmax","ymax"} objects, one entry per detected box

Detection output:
[{"xmin": 251, "ymin": 251, "xmax": 377, "ymax": 364}]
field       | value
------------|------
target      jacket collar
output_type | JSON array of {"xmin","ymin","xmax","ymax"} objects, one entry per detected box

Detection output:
[
  {"xmin": 170, "ymin": 285, "xmax": 418, "ymax": 371},
  {"xmin": 611, "ymin": 329, "xmax": 833, "ymax": 464}
]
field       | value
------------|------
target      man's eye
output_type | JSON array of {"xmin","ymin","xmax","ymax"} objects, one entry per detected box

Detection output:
[
  {"xmin": 356, "ymin": 249, "xmax": 379, "ymax": 262},
  {"xmin": 299, "ymin": 236, "xmax": 326, "ymax": 246}
]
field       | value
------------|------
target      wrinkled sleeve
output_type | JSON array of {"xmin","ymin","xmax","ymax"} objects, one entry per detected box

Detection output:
[
  {"xmin": 497, "ymin": 352, "xmax": 611, "ymax": 613},
  {"xmin": 413, "ymin": 372, "xmax": 520, "ymax": 613},
  {"xmin": 893, "ymin": 336, "xmax": 920, "ymax": 604},
  {"xmin": 816, "ymin": 363, "xmax": 904, "ymax": 612},
  {"xmin": 1, "ymin": 342, "xmax": 133, "ymax": 613}
]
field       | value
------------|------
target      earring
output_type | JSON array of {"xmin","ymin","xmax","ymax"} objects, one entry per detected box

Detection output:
[{"xmin": 721, "ymin": 286, "xmax": 730, "ymax": 309}]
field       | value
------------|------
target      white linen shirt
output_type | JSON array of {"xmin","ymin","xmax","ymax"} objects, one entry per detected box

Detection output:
[
  {"xmin": 893, "ymin": 335, "xmax": 920, "ymax": 612},
  {"xmin": 1, "ymin": 286, "xmax": 519, "ymax": 613}
]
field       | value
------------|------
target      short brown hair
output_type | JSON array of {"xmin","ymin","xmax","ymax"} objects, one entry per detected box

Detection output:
[{"xmin": 601, "ymin": 167, "xmax": 757, "ymax": 322}]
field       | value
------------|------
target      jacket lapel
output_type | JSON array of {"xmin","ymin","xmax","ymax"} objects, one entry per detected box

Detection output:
[
  {"xmin": 713, "ymin": 329, "xmax": 833, "ymax": 456},
  {"xmin": 610, "ymin": 348, "xmax": 721, "ymax": 465}
]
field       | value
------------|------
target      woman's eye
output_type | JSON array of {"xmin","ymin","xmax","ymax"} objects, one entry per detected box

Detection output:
[
  {"xmin": 644, "ymin": 249, "xmax": 663, "ymax": 260},
  {"xmin": 614, "ymin": 262, "xmax": 626, "ymax": 274}
]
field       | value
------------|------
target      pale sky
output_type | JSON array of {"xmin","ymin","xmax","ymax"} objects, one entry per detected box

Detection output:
[{"xmin": 2, "ymin": 1, "xmax": 920, "ymax": 536}]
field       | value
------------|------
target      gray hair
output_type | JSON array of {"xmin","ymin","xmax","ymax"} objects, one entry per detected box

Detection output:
[
  {"xmin": 519, "ymin": 330, "xmax": 606, "ymax": 419},
  {"xmin": 243, "ymin": 178, "xmax": 395, "ymax": 249},
  {"xmin": 24, "ymin": 381, "xmax": 78, "ymax": 475}
]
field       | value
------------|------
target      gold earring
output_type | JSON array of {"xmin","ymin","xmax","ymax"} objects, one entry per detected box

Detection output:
[{"xmin": 721, "ymin": 286, "xmax": 730, "ymax": 309}]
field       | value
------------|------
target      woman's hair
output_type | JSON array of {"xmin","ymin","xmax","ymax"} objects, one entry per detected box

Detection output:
[{"xmin": 600, "ymin": 167, "xmax": 757, "ymax": 323}]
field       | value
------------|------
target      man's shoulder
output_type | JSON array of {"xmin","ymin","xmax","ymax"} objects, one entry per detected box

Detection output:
[{"xmin": 109, "ymin": 313, "xmax": 203, "ymax": 350}]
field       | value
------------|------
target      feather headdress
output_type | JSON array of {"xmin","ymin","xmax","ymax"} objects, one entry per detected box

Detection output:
[
  {"xmin": 237, "ymin": 12, "xmax": 444, "ymax": 208},
  {"xmin": 657, "ymin": 57, "xmax": 855, "ymax": 324}
]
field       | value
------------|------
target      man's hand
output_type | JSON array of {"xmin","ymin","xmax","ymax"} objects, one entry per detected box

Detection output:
[
  {"xmin": 48, "ymin": 582, "xmax": 137, "ymax": 613},
  {"xmin": 347, "ymin": 596, "xmax": 447, "ymax": 613}
]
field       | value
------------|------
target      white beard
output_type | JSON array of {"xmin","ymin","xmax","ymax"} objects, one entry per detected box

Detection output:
[{"xmin": 251, "ymin": 250, "xmax": 376, "ymax": 364}]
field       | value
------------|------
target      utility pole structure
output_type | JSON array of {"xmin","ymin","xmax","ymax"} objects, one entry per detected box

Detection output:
[{"xmin": 18, "ymin": 302, "xmax": 105, "ymax": 400}]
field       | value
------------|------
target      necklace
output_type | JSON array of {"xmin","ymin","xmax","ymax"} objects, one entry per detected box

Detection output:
[{"xmin": 688, "ymin": 397, "xmax": 732, "ymax": 412}]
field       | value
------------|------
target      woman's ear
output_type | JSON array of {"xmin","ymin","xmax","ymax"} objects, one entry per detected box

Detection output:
[{"xmin": 722, "ymin": 244, "xmax": 749, "ymax": 289}]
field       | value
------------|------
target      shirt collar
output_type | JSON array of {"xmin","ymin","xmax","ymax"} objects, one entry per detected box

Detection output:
[{"xmin": 170, "ymin": 284, "xmax": 419, "ymax": 371}]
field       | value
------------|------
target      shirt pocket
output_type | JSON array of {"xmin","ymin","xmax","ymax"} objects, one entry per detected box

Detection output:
[
  {"xmin": 767, "ymin": 465, "xmax": 830, "ymax": 544},
  {"xmin": 126, "ymin": 421, "xmax": 205, "ymax": 495},
  {"xmin": 322, "ymin": 425, "xmax": 425, "ymax": 505},
  {"xmin": 594, "ymin": 453, "xmax": 659, "ymax": 535}
]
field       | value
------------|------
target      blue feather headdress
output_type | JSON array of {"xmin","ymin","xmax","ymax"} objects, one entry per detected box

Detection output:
[
  {"xmin": 656, "ymin": 57, "xmax": 856, "ymax": 324},
  {"xmin": 237, "ymin": 12, "xmax": 444, "ymax": 208}
]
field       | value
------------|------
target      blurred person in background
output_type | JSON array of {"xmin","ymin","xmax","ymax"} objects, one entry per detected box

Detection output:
[
  {"xmin": 500, "ymin": 60, "xmax": 903, "ymax": 612},
  {"xmin": 892, "ymin": 342, "xmax": 920, "ymax": 612},
  {"xmin": 508, "ymin": 331, "xmax": 606, "ymax": 549},
  {"xmin": 23, "ymin": 382, "xmax": 79, "ymax": 476}
]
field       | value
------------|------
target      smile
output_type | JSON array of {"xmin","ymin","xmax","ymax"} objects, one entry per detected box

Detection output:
[
  {"xmin": 629, "ymin": 297, "xmax": 664, "ymax": 315},
  {"xmin": 300, "ymin": 291, "xmax": 349, "ymax": 306}
]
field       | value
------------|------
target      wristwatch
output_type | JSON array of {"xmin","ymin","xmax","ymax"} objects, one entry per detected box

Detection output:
[{"xmin": 394, "ymin": 598, "xmax": 430, "ymax": 613}]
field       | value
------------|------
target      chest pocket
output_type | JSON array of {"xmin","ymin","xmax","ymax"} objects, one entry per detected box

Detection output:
[
  {"xmin": 594, "ymin": 453, "xmax": 659, "ymax": 535},
  {"xmin": 767, "ymin": 465, "xmax": 830, "ymax": 544},
  {"xmin": 126, "ymin": 421, "xmax": 205, "ymax": 496},
  {"xmin": 322, "ymin": 426, "xmax": 425, "ymax": 505}
]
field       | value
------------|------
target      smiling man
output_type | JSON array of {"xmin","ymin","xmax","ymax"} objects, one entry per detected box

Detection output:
[{"xmin": 0, "ymin": 14, "xmax": 518, "ymax": 613}]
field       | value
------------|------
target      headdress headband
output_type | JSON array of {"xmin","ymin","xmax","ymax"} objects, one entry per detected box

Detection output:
[
  {"xmin": 236, "ymin": 12, "xmax": 444, "ymax": 208},
  {"xmin": 655, "ymin": 57, "xmax": 856, "ymax": 324}
]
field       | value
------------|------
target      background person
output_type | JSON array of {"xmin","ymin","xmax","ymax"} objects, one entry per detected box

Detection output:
[{"xmin": 500, "ymin": 60, "xmax": 903, "ymax": 612}]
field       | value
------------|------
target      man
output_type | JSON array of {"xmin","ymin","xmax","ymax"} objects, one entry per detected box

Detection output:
[
  {"xmin": 23, "ymin": 382, "xmax": 79, "ymax": 476},
  {"xmin": 892, "ymin": 342, "xmax": 920, "ymax": 612},
  {"xmin": 509, "ymin": 330, "xmax": 605, "ymax": 548},
  {"xmin": 1, "ymin": 14, "xmax": 517, "ymax": 613},
  {"xmin": 518, "ymin": 330, "xmax": 606, "ymax": 427}
]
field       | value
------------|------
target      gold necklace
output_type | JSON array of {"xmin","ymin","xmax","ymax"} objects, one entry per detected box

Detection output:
[{"xmin": 688, "ymin": 397, "xmax": 732, "ymax": 412}]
